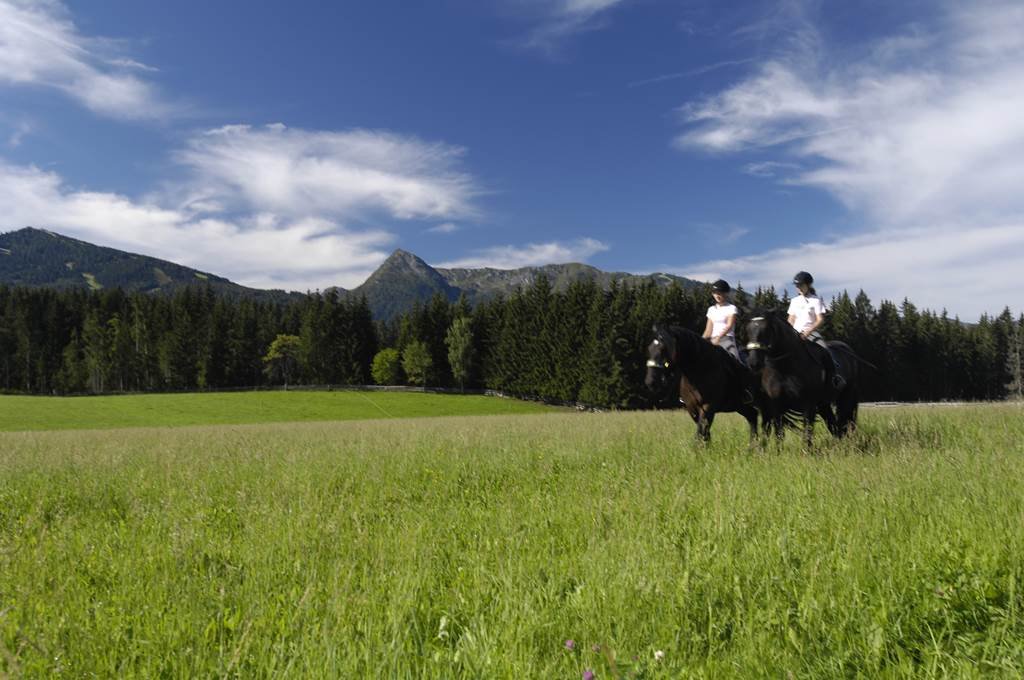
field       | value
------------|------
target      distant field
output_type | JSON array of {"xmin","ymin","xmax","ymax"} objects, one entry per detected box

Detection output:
[
  {"xmin": 1, "ymin": 405, "xmax": 1022, "ymax": 677},
  {"xmin": 0, "ymin": 390, "xmax": 557, "ymax": 431}
]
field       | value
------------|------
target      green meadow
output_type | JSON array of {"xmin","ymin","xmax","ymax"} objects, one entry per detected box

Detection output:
[
  {"xmin": 0, "ymin": 390, "xmax": 555, "ymax": 431},
  {"xmin": 1, "ymin": 398, "xmax": 1023, "ymax": 677}
]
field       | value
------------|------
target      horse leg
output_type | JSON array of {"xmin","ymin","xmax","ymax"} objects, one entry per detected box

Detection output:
[
  {"xmin": 774, "ymin": 413, "xmax": 785, "ymax": 444},
  {"xmin": 802, "ymin": 407, "xmax": 816, "ymax": 452},
  {"xmin": 742, "ymin": 406, "xmax": 758, "ymax": 447},
  {"xmin": 836, "ymin": 389, "xmax": 859, "ymax": 437},
  {"xmin": 688, "ymin": 409, "xmax": 705, "ymax": 445},
  {"xmin": 703, "ymin": 411, "xmax": 715, "ymax": 443},
  {"xmin": 818, "ymin": 401, "xmax": 839, "ymax": 437}
]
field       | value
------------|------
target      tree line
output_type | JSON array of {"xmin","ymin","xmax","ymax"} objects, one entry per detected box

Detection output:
[{"xmin": 1, "ymin": 280, "xmax": 1021, "ymax": 405}]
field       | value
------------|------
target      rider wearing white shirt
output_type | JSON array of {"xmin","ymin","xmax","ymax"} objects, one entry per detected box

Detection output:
[
  {"xmin": 703, "ymin": 279, "xmax": 741, "ymax": 362},
  {"xmin": 788, "ymin": 271, "xmax": 844, "ymax": 389}
]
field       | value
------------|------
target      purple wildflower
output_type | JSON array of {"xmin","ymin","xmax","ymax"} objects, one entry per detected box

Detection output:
[
  {"xmin": 565, "ymin": 639, "xmax": 576, "ymax": 651},
  {"xmin": 582, "ymin": 670, "xmax": 595, "ymax": 680}
]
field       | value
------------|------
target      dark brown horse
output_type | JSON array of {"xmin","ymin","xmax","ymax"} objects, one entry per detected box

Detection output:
[
  {"xmin": 745, "ymin": 310, "xmax": 866, "ymax": 446},
  {"xmin": 644, "ymin": 324, "xmax": 758, "ymax": 443}
]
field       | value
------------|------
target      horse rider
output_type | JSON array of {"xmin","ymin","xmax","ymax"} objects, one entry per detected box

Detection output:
[
  {"xmin": 703, "ymin": 279, "xmax": 742, "ymax": 363},
  {"xmin": 788, "ymin": 271, "xmax": 845, "ymax": 390}
]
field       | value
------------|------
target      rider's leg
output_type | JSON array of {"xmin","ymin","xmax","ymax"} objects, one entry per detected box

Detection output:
[{"xmin": 812, "ymin": 335, "xmax": 845, "ymax": 390}]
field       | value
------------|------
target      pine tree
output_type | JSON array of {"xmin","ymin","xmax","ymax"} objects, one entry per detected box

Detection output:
[
  {"xmin": 56, "ymin": 328, "xmax": 88, "ymax": 394},
  {"xmin": 1004, "ymin": 314, "xmax": 1023, "ymax": 400}
]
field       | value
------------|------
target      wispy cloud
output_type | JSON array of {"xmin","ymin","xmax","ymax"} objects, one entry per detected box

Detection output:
[
  {"xmin": 0, "ymin": 0, "xmax": 172, "ymax": 119},
  {"xmin": 437, "ymin": 237, "xmax": 608, "ymax": 269},
  {"xmin": 513, "ymin": 0, "xmax": 629, "ymax": 54},
  {"xmin": 5, "ymin": 119, "xmax": 32, "ymax": 148},
  {"xmin": 672, "ymin": 0, "xmax": 1024, "ymax": 317},
  {"xmin": 627, "ymin": 59, "xmax": 755, "ymax": 88},
  {"xmin": 0, "ymin": 124, "xmax": 482, "ymax": 291},
  {"xmin": 427, "ymin": 222, "xmax": 459, "ymax": 234},
  {"xmin": 741, "ymin": 160, "xmax": 799, "ymax": 178}
]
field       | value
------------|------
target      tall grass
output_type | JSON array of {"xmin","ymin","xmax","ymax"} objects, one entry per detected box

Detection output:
[{"xmin": 1, "ymin": 405, "xmax": 1022, "ymax": 677}]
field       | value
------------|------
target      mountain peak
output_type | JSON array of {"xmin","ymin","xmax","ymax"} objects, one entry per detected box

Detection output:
[{"xmin": 383, "ymin": 248, "xmax": 432, "ymax": 271}]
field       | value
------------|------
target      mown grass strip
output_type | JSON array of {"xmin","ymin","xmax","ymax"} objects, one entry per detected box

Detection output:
[{"xmin": 0, "ymin": 390, "xmax": 558, "ymax": 431}]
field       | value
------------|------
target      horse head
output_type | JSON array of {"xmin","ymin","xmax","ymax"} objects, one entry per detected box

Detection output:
[
  {"xmin": 745, "ymin": 309, "xmax": 784, "ymax": 370},
  {"xmin": 645, "ymin": 324, "xmax": 678, "ymax": 394}
]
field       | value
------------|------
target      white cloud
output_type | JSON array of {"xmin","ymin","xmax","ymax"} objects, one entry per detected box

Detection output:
[
  {"xmin": 174, "ymin": 124, "xmax": 478, "ymax": 221},
  {"xmin": 5, "ymin": 119, "xmax": 32, "ymax": 147},
  {"xmin": 514, "ymin": 0, "xmax": 629, "ymax": 53},
  {"xmin": 672, "ymin": 0, "xmax": 1024, "ymax": 318},
  {"xmin": 0, "ymin": 0, "xmax": 170, "ymax": 119},
  {"xmin": 677, "ymin": 222, "xmax": 1024, "ymax": 319},
  {"xmin": 0, "ymin": 161, "xmax": 393, "ymax": 291},
  {"xmin": 0, "ymin": 123, "xmax": 481, "ymax": 291},
  {"xmin": 428, "ymin": 222, "xmax": 459, "ymax": 234},
  {"xmin": 437, "ymin": 237, "xmax": 608, "ymax": 269}
]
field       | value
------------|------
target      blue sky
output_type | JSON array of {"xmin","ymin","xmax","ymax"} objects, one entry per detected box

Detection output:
[{"xmin": 1, "ymin": 0, "xmax": 1022, "ymax": 318}]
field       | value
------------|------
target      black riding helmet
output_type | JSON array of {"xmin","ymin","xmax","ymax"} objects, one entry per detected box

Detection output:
[
  {"xmin": 711, "ymin": 279, "xmax": 731, "ymax": 293},
  {"xmin": 793, "ymin": 271, "xmax": 814, "ymax": 286}
]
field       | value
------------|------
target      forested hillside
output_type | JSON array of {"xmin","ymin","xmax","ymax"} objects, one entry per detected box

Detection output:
[
  {"xmin": 0, "ymin": 227, "xmax": 301, "ymax": 303},
  {"xmin": 2, "ymin": 278, "xmax": 1020, "ymax": 404}
]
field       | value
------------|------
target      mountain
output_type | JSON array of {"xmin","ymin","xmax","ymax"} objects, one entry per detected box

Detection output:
[
  {"xmin": 339, "ymin": 249, "xmax": 460, "ymax": 321},
  {"xmin": 344, "ymin": 249, "xmax": 702, "ymax": 319},
  {"xmin": 436, "ymin": 262, "xmax": 697, "ymax": 301},
  {"xmin": 0, "ymin": 227, "xmax": 704, "ymax": 318},
  {"xmin": 0, "ymin": 227, "xmax": 304, "ymax": 303}
]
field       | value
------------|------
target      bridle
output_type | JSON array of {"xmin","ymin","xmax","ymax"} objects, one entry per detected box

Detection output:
[
  {"xmin": 746, "ymin": 316, "xmax": 792, "ymax": 361},
  {"xmin": 745, "ymin": 316, "xmax": 770, "ymax": 352},
  {"xmin": 646, "ymin": 336, "xmax": 677, "ymax": 371}
]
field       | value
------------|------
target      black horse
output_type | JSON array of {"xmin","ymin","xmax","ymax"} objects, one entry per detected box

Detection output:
[
  {"xmin": 644, "ymin": 324, "xmax": 758, "ymax": 443},
  {"xmin": 745, "ymin": 310, "xmax": 865, "ymax": 446}
]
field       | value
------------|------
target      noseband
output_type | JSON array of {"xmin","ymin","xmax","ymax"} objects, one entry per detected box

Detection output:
[
  {"xmin": 746, "ymin": 317, "xmax": 770, "ymax": 351},
  {"xmin": 647, "ymin": 337, "xmax": 676, "ymax": 370}
]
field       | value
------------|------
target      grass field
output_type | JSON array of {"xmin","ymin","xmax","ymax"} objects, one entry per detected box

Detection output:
[
  {"xmin": 1, "ymin": 399, "xmax": 1023, "ymax": 677},
  {"xmin": 0, "ymin": 390, "xmax": 556, "ymax": 431}
]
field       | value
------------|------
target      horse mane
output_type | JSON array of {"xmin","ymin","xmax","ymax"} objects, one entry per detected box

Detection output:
[
  {"xmin": 664, "ymin": 324, "xmax": 745, "ymax": 380},
  {"xmin": 749, "ymin": 308, "xmax": 803, "ymax": 349}
]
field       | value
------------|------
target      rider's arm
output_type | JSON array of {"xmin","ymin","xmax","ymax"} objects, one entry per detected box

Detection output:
[
  {"xmin": 802, "ymin": 310, "xmax": 826, "ymax": 337},
  {"xmin": 702, "ymin": 318, "xmax": 714, "ymax": 339},
  {"xmin": 720, "ymin": 314, "xmax": 736, "ymax": 338}
]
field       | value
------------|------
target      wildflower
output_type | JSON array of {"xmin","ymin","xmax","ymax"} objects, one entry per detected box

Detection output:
[
  {"xmin": 565, "ymin": 639, "xmax": 576, "ymax": 651},
  {"xmin": 582, "ymin": 670, "xmax": 595, "ymax": 680},
  {"xmin": 654, "ymin": 649, "xmax": 665, "ymax": 662}
]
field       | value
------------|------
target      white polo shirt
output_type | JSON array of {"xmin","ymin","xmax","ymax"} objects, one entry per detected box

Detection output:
[
  {"xmin": 706, "ymin": 304, "xmax": 738, "ymax": 338},
  {"xmin": 788, "ymin": 294, "xmax": 827, "ymax": 334}
]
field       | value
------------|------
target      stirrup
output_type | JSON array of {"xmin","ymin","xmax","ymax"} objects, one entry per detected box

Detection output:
[{"xmin": 832, "ymin": 375, "xmax": 846, "ymax": 390}]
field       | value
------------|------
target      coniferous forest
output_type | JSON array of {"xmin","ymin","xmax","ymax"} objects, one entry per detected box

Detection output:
[{"xmin": 1, "ymin": 279, "xmax": 1021, "ymax": 405}]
